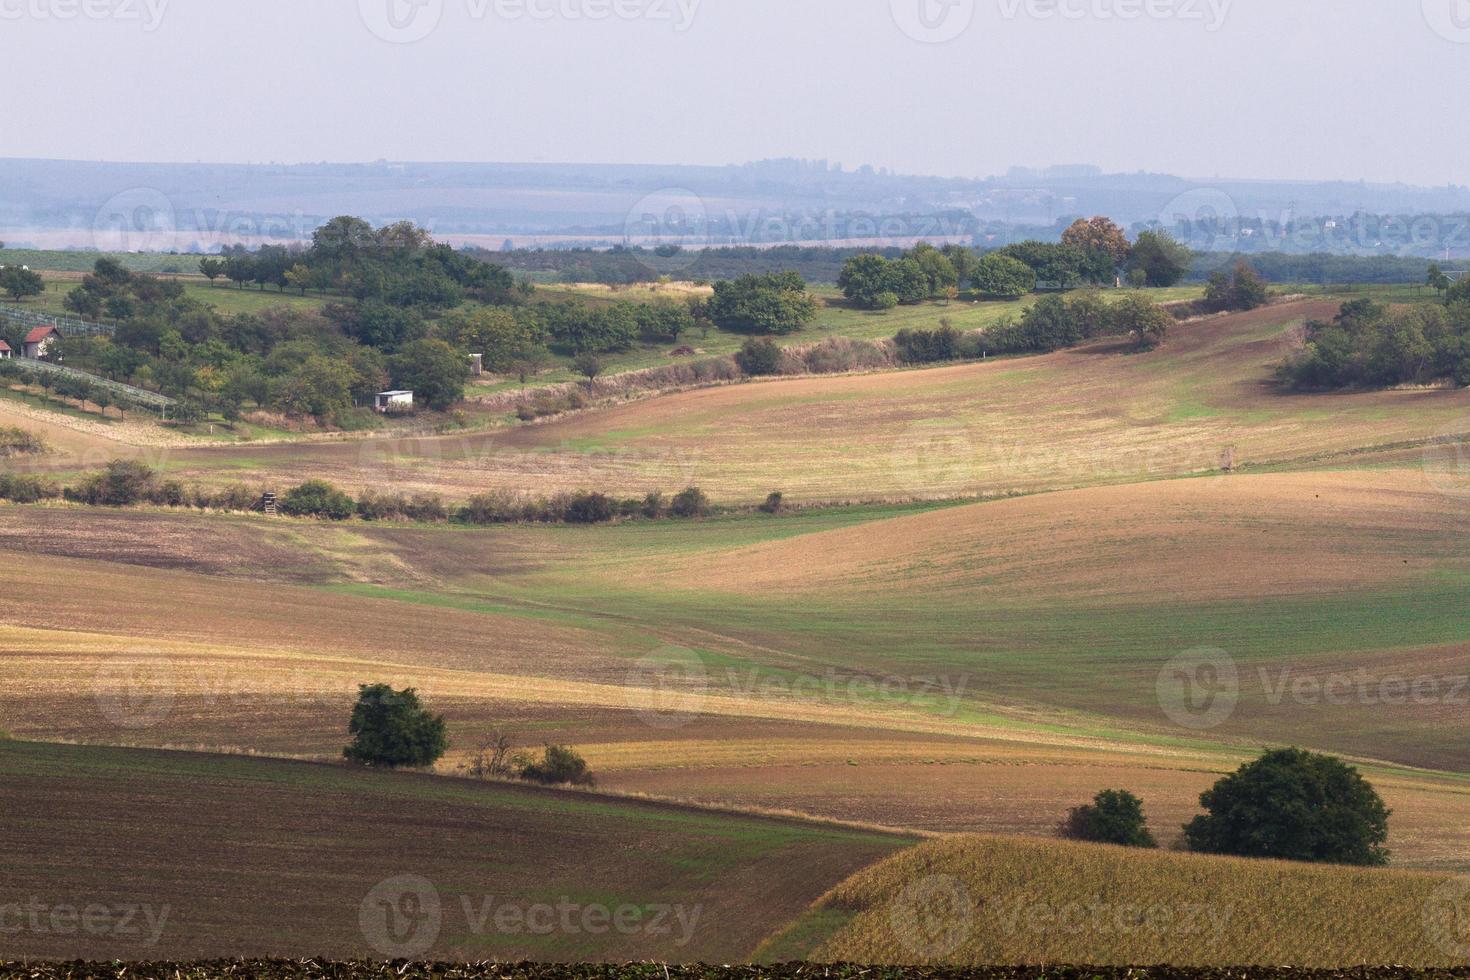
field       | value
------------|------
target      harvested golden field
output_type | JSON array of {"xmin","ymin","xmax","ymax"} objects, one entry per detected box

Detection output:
[
  {"xmin": 137, "ymin": 299, "xmax": 1470, "ymax": 503},
  {"xmin": 796, "ymin": 835, "xmax": 1470, "ymax": 967}
]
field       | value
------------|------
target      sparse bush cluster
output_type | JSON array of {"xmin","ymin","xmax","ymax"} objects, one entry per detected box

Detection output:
[
  {"xmin": 0, "ymin": 458, "xmax": 262, "ymax": 511},
  {"xmin": 0, "ymin": 425, "xmax": 48, "ymax": 457},
  {"xmin": 0, "ymin": 471, "xmax": 61, "ymax": 504},
  {"xmin": 354, "ymin": 491, "xmax": 449, "ymax": 523},
  {"xmin": 0, "ymin": 461, "xmax": 760, "ymax": 527}
]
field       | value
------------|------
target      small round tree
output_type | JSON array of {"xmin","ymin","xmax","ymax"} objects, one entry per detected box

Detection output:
[
  {"xmin": 972, "ymin": 253, "xmax": 1037, "ymax": 299},
  {"xmin": 1184, "ymin": 748, "xmax": 1390, "ymax": 866},
  {"xmin": 1061, "ymin": 789, "xmax": 1157, "ymax": 848},
  {"xmin": 343, "ymin": 683, "xmax": 448, "ymax": 769}
]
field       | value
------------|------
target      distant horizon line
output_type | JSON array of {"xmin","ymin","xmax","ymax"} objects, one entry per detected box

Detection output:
[{"xmin": 0, "ymin": 155, "xmax": 1453, "ymax": 191}]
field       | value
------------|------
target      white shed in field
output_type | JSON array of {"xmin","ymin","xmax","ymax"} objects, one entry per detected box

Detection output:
[{"xmin": 373, "ymin": 390, "xmax": 414, "ymax": 414}]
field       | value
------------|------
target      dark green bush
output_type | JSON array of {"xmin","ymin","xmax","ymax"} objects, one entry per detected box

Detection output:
[
  {"xmin": 670, "ymin": 487, "xmax": 711, "ymax": 518},
  {"xmin": 1061, "ymin": 789, "xmax": 1158, "ymax": 848},
  {"xmin": 564, "ymin": 491, "xmax": 617, "ymax": 524},
  {"xmin": 736, "ymin": 338, "xmax": 783, "ymax": 376},
  {"xmin": 279, "ymin": 480, "xmax": 356, "ymax": 520},
  {"xmin": 518, "ymin": 745, "xmax": 595, "ymax": 787}
]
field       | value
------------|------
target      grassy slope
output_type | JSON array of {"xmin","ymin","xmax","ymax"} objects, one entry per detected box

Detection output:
[
  {"xmin": 121, "ymin": 298, "xmax": 1470, "ymax": 504},
  {"xmin": 779, "ymin": 834, "xmax": 1467, "ymax": 967},
  {"xmin": 0, "ymin": 739, "xmax": 912, "ymax": 962}
]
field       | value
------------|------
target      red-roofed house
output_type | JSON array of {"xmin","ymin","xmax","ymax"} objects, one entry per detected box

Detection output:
[
  {"xmin": 22, "ymin": 325, "xmax": 59, "ymax": 360},
  {"xmin": 0, "ymin": 340, "xmax": 11, "ymax": 360}
]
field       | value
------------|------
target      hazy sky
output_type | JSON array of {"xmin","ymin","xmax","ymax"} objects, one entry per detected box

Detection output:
[{"xmin": 2, "ymin": 0, "xmax": 1467, "ymax": 185}]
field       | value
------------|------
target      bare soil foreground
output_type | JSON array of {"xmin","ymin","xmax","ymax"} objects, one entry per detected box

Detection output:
[
  {"xmin": 6, "ymin": 966, "xmax": 1470, "ymax": 980},
  {"xmin": 0, "ymin": 741, "xmax": 910, "ymax": 963}
]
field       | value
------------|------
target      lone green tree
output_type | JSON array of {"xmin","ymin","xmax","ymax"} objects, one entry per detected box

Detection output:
[
  {"xmin": 1128, "ymin": 230, "xmax": 1193, "ymax": 287},
  {"xmin": 343, "ymin": 683, "xmax": 448, "ymax": 769},
  {"xmin": 1061, "ymin": 789, "xmax": 1158, "ymax": 848},
  {"xmin": 972, "ymin": 253, "xmax": 1037, "ymax": 299},
  {"xmin": 1184, "ymin": 748, "xmax": 1390, "ymax": 866},
  {"xmin": 1428, "ymin": 263, "xmax": 1450, "ymax": 298},
  {"xmin": 0, "ymin": 266, "xmax": 44, "ymax": 302}
]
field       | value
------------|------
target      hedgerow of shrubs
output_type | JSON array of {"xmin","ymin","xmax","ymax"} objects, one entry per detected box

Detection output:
[{"xmin": 0, "ymin": 460, "xmax": 738, "ymax": 529}]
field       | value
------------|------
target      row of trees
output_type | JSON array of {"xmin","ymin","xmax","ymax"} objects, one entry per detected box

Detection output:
[
  {"xmin": 1063, "ymin": 748, "xmax": 1391, "ymax": 867},
  {"xmin": 30, "ymin": 216, "xmax": 529, "ymax": 423},
  {"xmin": 836, "ymin": 223, "xmax": 1195, "ymax": 308},
  {"xmin": 1280, "ymin": 297, "xmax": 1470, "ymax": 389},
  {"xmin": 837, "ymin": 243, "xmax": 979, "ymax": 309}
]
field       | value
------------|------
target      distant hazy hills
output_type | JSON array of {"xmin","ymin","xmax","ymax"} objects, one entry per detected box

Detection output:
[{"xmin": 3, "ymin": 157, "xmax": 1469, "ymax": 253}]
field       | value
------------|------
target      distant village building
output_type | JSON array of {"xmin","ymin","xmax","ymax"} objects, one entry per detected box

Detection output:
[
  {"xmin": 468, "ymin": 353, "xmax": 484, "ymax": 376},
  {"xmin": 373, "ymin": 390, "xmax": 414, "ymax": 414},
  {"xmin": 0, "ymin": 341, "xmax": 11, "ymax": 360},
  {"xmin": 22, "ymin": 325, "xmax": 60, "ymax": 359}
]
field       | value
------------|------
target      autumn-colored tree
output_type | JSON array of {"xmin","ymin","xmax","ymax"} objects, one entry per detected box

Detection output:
[{"xmin": 1062, "ymin": 216, "xmax": 1133, "ymax": 267}]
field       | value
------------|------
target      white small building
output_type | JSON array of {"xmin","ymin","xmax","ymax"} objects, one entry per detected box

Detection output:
[
  {"xmin": 23, "ymin": 325, "xmax": 60, "ymax": 359},
  {"xmin": 0, "ymin": 341, "xmax": 11, "ymax": 360},
  {"xmin": 373, "ymin": 390, "xmax": 414, "ymax": 414},
  {"xmin": 468, "ymin": 353, "xmax": 484, "ymax": 376}
]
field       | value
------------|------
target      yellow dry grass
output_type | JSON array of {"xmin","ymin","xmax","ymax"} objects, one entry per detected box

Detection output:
[{"xmin": 801, "ymin": 834, "xmax": 1470, "ymax": 966}]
